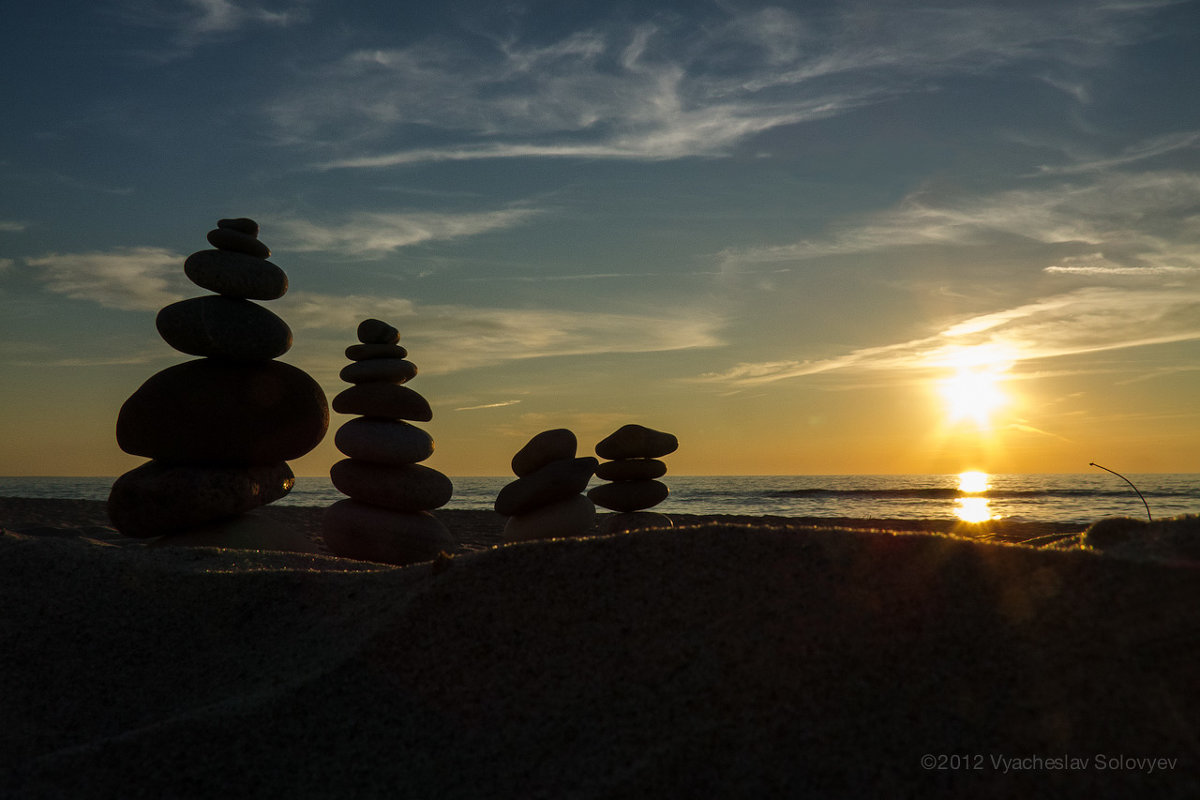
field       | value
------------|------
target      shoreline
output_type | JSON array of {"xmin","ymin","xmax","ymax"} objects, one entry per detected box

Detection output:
[{"xmin": 0, "ymin": 496, "xmax": 1088, "ymax": 553}]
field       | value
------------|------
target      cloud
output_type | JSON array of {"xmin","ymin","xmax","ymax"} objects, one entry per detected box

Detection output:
[
  {"xmin": 1033, "ymin": 129, "xmax": 1200, "ymax": 175},
  {"xmin": 277, "ymin": 291, "xmax": 724, "ymax": 374},
  {"xmin": 117, "ymin": 0, "xmax": 310, "ymax": 58},
  {"xmin": 26, "ymin": 247, "xmax": 187, "ymax": 311},
  {"xmin": 695, "ymin": 285, "xmax": 1200, "ymax": 387},
  {"xmin": 275, "ymin": 1, "xmax": 1169, "ymax": 166},
  {"xmin": 275, "ymin": 208, "xmax": 541, "ymax": 256},
  {"xmin": 454, "ymin": 400, "xmax": 523, "ymax": 412},
  {"xmin": 0, "ymin": 220, "xmax": 27, "ymax": 233},
  {"xmin": 720, "ymin": 170, "xmax": 1200, "ymax": 275}
]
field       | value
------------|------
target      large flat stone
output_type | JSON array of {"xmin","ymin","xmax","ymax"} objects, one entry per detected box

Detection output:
[
  {"xmin": 334, "ymin": 418, "xmax": 434, "ymax": 464},
  {"xmin": 330, "ymin": 459, "xmax": 453, "ymax": 511},
  {"xmin": 332, "ymin": 383, "xmax": 432, "ymax": 421},
  {"xmin": 184, "ymin": 249, "xmax": 287, "ymax": 300},
  {"xmin": 494, "ymin": 457, "xmax": 597, "ymax": 516},
  {"xmin": 107, "ymin": 460, "xmax": 295, "ymax": 538},
  {"xmin": 321, "ymin": 499, "xmax": 455, "ymax": 565},
  {"xmin": 595, "ymin": 424, "xmax": 678, "ymax": 460},
  {"xmin": 117, "ymin": 359, "xmax": 328, "ymax": 464},
  {"xmin": 588, "ymin": 479, "xmax": 669, "ymax": 512},
  {"xmin": 502, "ymin": 494, "xmax": 596, "ymax": 543}
]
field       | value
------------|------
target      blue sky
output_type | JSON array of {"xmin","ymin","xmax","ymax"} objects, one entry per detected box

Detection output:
[{"xmin": 2, "ymin": 0, "xmax": 1199, "ymax": 476}]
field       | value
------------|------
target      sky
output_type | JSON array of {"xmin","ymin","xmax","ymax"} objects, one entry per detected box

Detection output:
[{"xmin": 2, "ymin": 0, "xmax": 1199, "ymax": 477}]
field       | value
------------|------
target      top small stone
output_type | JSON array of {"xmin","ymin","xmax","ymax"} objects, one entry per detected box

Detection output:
[
  {"xmin": 595, "ymin": 424, "xmax": 679, "ymax": 460},
  {"xmin": 218, "ymin": 218, "xmax": 260, "ymax": 237},
  {"xmin": 208, "ymin": 227, "xmax": 270, "ymax": 259},
  {"xmin": 511, "ymin": 428, "xmax": 577, "ymax": 476},
  {"xmin": 357, "ymin": 318, "xmax": 400, "ymax": 345}
]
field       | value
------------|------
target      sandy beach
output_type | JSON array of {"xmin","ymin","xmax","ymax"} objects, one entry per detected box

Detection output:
[{"xmin": 2, "ymin": 497, "xmax": 1196, "ymax": 798}]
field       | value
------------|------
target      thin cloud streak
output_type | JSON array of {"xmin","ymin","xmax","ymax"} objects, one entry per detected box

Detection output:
[
  {"xmin": 274, "ymin": 208, "xmax": 541, "ymax": 256},
  {"xmin": 697, "ymin": 286, "xmax": 1200, "ymax": 387},
  {"xmin": 25, "ymin": 248, "xmax": 187, "ymax": 311}
]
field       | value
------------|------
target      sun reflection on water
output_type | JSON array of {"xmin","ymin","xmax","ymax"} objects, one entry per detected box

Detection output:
[{"xmin": 955, "ymin": 471, "xmax": 994, "ymax": 523}]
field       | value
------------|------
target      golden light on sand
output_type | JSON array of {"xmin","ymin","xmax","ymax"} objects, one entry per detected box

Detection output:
[{"xmin": 936, "ymin": 346, "xmax": 1012, "ymax": 429}]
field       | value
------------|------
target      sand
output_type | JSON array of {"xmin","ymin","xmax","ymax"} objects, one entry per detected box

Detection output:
[{"xmin": 1, "ymin": 498, "xmax": 1197, "ymax": 798}]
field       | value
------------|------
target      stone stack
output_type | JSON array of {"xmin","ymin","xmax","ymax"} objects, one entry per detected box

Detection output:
[
  {"xmin": 498, "ymin": 429, "xmax": 598, "ymax": 542},
  {"xmin": 322, "ymin": 319, "xmax": 456, "ymax": 565},
  {"xmin": 588, "ymin": 424, "xmax": 679, "ymax": 534},
  {"xmin": 108, "ymin": 218, "xmax": 329, "ymax": 551}
]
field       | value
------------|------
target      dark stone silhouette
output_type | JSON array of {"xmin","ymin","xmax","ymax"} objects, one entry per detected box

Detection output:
[
  {"xmin": 499, "ymin": 429, "xmax": 598, "ymax": 542},
  {"xmin": 589, "ymin": 424, "xmax": 678, "ymax": 534}
]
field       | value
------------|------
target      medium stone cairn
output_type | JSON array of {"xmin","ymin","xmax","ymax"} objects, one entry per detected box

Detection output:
[
  {"xmin": 108, "ymin": 218, "xmax": 329, "ymax": 550},
  {"xmin": 588, "ymin": 424, "xmax": 678, "ymax": 534},
  {"xmin": 321, "ymin": 319, "xmax": 456, "ymax": 565},
  {"xmin": 498, "ymin": 429, "xmax": 598, "ymax": 542}
]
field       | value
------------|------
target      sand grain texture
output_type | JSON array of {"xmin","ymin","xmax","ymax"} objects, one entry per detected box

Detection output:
[{"xmin": 1, "ymin": 520, "xmax": 1197, "ymax": 798}]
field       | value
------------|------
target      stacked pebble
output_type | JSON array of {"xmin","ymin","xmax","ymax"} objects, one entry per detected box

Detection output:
[
  {"xmin": 108, "ymin": 218, "xmax": 329, "ymax": 551},
  {"xmin": 498, "ymin": 429, "xmax": 598, "ymax": 542},
  {"xmin": 321, "ymin": 319, "xmax": 456, "ymax": 565},
  {"xmin": 588, "ymin": 424, "xmax": 679, "ymax": 534}
]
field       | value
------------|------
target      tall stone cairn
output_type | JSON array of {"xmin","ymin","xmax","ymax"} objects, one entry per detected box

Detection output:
[
  {"xmin": 497, "ymin": 429, "xmax": 598, "ymax": 543},
  {"xmin": 321, "ymin": 319, "xmax": 456, "ymax": 565},
  {"xmin": 588, "ymin": 424, "xmax": 678, "ymax": 534},
  {"xmin": 108, "ymin": 218, "xmax": 329, "ymax": 550}
]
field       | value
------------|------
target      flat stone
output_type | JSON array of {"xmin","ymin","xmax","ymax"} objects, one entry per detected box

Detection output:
[
  {"xmin": 107, "ymin": 460, "xmax": 294, "ymax": 538},
  {"xmin": 207, "ymin": 227, "xmax": 271, "ymax": 259},
  {"xmin": 595, "ymin": 458, "xmax": 667, "ymax": 481},
  {"xmin": 588, "ymin": 479, "xmax": 669, "ymax": 512},
  {"xmin": 600, "ymin": 511, "xmax": 673, "ymax": 535},
  {"xmin": 334, "ymin": 418, "xmax": 434, "ymax": 464},
  {"xmin": 503, "ymin": 495, "xmax": 596, "ymax": 543},
  {"xmin": 330, "ymin": 459, "xmax": 452, "ymax": 511},
  {"xmin": 595, "ymin": 424, "xmax": 678, "ymax": 460},
  {"xmin": 217, "ymin": 218, "xmax": 259, "ymax": 236},
  {"xmin": 511, "ymin": 428, "xmax": 577, "ymax": 477},
  {"xmin": 495, "ymin": 457, "xmax": 597, "ymax": 516},
  {"xmin": 147, "ymin": 510, "xmax": 319, "ymax": 553},
  {"xmin": 156, "ymin": 296, "xmax": 292, "ymax": 360},
  {"xmin": 357, "ymin": 318, "xmax": 399, "ymax": 344},
  {"xmin": 332, "ymin": 383, "xmax": 432, "ymax": 421},
  {"xmin": 184, "ymin": 249, "xmax": 287, "ymax": 300},
  {"xmin": 339, "ymin": 358, "xmax": 417, "ymax": 384},
  {"xmin": 346, "ymin": 343, "xmax": 408, "ymax": 361},
  {"xmin": 322, "ymin": 499, "xmax": 455, "ymax": 565},
  {"xmin": 117, "ymin": 358, "xmax": 328, "ymax": 464}
]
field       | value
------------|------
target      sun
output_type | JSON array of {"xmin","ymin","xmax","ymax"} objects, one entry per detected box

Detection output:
[{"xmin": 936, "ymin": 347, "xmax": 1012, "ymax": 429}]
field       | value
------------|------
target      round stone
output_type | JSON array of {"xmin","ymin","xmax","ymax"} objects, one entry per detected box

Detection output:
[
  {"xmin": 587, "ymin": 479, "xmax": 669, "ymax": 512},
  {"xmin": 107, "ymin": 460, "xmax": 294, "ymax": 538},
  {"xmin": 357, "ymin": 318, "xmax": 399, "ymax": 345},
  {"xmin": 330, "ymin": 459, "xmax": 453, "ymax": 511},
  {"xmin": 207, "ymin": 227, "xmax": 271, "ymax": 259},
  {"xmin": 322, "ymin": 499, "xmax": 455, "ymax": 565},
  {"xmin": 148, "ymin": 510, "xmax": 319, "ymax": 554},
  {"xmin": 503, "ymin": 494, "xmax": 596, "ymax": 543},
  {"xmin": 117, "ymin": 358, "xmax": 329, "ymax": 464},
  {"xmin": 595, "ymin": 458, "xmax": 667, "ymax": 481},
  {"xmin": 511, "ymin": 428, "xmax": 577, "ymax": 477},
  {"xmin": 595, "ymin": 424, "xmax": 678, "ymax": 460},
  {"xmin": 494, "ymin": 457, "xmax": 598, "ymax": 516},
  {"xmin": 184, "ymin": 249, "xmax": 287, "ymax": 300},
  {"xmin": 332, "ymin": 383, "xmax": 432, "ymax": 421},
  {"xmin": 339, "ymin": 358, "xmax": 417, "ymax": 384},
  {"xmin": 600, "ymin": 511, "xmax": 673, "ymax": 535},
  {"xmin": 217, "ymin": 217, "xmax": 259, "ymax": 236},
  {"xmin": 156, "ymin": 296, "xmax": 292, "ymax": 360},
  {"xmin": 346, "ymin": 343, "xmax": 408, "ymax": 361},
  {"xmin": 334, "ymin": 418, "xmax": 434, "ymax": 464}
]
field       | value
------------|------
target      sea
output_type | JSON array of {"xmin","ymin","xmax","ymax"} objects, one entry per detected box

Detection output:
[{"xmin": 2, "ymin": 473, "xmax": 1197, "ymax": 526}]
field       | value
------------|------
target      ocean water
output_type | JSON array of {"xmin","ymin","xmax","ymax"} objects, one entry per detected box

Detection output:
[{"xmin": 2, "ymin": 473, "xmax": 1197, "ymax": 525}]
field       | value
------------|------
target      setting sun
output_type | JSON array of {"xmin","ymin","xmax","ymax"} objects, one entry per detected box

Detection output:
[{"xmin": 937, "ymin": 347, "xmax": 1012, "ymax": 428}]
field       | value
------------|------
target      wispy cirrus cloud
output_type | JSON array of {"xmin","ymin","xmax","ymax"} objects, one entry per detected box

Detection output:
[
  {"xmin": 274, "ymin": 207, "xmax": 541, "ymax": 257},
  {"xmin": 0, "ymin": 220, "xmax": 28, "ymax": 233},
  {"xmin": 116, "ymin": 0, "xmax": 311, "ymax": 59},
  {"xmin": 720, "ymin": 169, "xmax": 1200, "ymax": 275},
  {"xmin": 279, "ymin": 290, "xmax": 725, "ymax": 375},
  {"xmin": 273, "ymin": 1, "xmax": 1170, "ymax": 167},
  {"xmin": 25, "ymin": 247, "xmax": 187, "ymax": 311},
  {"xmin": 695, "ymin": 285, "xmax": 1200, "ymax": 387}
]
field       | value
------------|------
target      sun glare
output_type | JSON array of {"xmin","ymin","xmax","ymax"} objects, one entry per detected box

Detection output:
[
  {"xmin": 936, "ymin": 347, "xmax": 1012, "ymax": 429},
  {"xmin": 955, "ymin": 471, "xmax": 994, "ymax": 522},
  {"xmin": 957, "ymin": 470, "xmax": 989, "ymax": 493}
]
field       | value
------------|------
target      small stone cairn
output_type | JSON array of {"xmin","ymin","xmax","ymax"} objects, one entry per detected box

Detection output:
[
  {"xmin": 498, "ymin": 429, "xmax": 598, "ymax": 542},
  {"xmin": 588, "ymin": 424, "xmax": 678, "ymax": 534},
  {"xmin": 321, "ymin": 319, "xmax": 456, "ymax": 565},
  {"xmin": 108, "ymin": 218, "xmax": 329, "ymax": 550}
]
